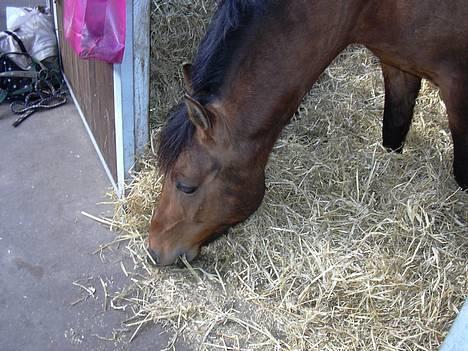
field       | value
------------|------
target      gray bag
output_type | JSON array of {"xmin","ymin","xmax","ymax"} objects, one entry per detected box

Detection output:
[{"xmin": 2, "ymin": 7, "xmax": 57, "ymax": 70}]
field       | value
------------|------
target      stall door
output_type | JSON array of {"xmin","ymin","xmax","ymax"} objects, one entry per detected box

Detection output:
[{"xmin": 54, "ymin": 0, "xmax": 117, "ymax": 183}]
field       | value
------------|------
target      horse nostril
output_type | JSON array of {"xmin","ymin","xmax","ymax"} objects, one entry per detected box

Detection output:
[{"xmin": 146, "ymin": 247, "xmax": 160, "ymax": 266}]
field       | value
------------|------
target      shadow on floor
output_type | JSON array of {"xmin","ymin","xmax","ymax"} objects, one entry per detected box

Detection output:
[{"xmin": 0, "ymin": 103, "xmax": 190, "ymax": 350}]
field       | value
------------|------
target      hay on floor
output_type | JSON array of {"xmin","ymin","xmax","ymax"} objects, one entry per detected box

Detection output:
[{"xmin": 108, "ymin": 1, "xmax": 468, "ymax": 350}]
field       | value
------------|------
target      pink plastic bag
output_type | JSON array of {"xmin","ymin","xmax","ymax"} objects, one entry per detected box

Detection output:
[{"xmin": 63, "ymin": 0, "xmax": 126, "ymax": 64}]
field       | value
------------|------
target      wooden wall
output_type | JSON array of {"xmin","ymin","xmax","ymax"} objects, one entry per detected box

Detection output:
[{"xmin": 55, "ymin": 1, "xmax": 117, "ymax": 180}]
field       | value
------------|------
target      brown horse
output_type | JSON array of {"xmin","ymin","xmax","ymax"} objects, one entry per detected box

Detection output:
[{"xmin": 148, "ymin": 0, "xmax": 468, "ymax": 266}]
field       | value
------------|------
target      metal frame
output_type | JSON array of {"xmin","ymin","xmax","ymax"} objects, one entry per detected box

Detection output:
[
  {"xmin": 440, "ymin": 299, "xmax": 468, "ymax": 351},
  {"xmin": 113, "ymin": 0, "xmax": 150, "ymax": 195}
]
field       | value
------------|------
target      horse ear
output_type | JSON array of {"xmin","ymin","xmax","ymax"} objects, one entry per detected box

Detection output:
[
  {"xmin": 182, "ymin": 63, "xmax": 193, "ymax": 94},
  {"xmin": 184, "ymin": 94, "xmax": 212, "ymax": 131}
]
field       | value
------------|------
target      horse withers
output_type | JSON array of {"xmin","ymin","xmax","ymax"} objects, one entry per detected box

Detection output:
[{"xmin": 148, "ymin": 0, "xmax": 468, "ymax": 266}]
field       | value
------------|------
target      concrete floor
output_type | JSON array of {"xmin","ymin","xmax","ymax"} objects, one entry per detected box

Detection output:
[{"xmin": 0, "ymin": 103, "xmax": 188, "ymax": 350}]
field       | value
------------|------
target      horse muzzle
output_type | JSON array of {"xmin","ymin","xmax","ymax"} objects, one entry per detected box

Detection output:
[{"xmin": 146, "ymin": 245, "xmax": 200, "ymax": 267}]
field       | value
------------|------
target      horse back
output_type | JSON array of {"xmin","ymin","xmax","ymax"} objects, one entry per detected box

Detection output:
[{"xmin": 355, "ymin": 0, "xmax": 468, "ymax": 84}]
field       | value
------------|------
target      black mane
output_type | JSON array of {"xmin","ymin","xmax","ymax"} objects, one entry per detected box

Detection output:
[{"xmin": 157, "ymin": 0, "xmax": 270, "ymax": 174}]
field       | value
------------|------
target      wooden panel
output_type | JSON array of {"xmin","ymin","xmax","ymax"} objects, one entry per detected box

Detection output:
[{"xmin": 55, "ymin": 1, "xmax": 117, "ymax": 180}]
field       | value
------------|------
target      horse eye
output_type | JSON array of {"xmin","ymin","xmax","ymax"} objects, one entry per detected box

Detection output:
[{"xmin": 176, "ymin": 181, "xmax": 197, "ymax": 194}]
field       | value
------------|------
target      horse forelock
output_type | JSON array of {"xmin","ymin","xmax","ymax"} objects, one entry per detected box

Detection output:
[
  {"xmin": 158, "ymin": 0, "xmax": 271, "ymax": 174},
  {"xmin": 157, "ymin": 104, "xmax": 194, "ymax": 174}
]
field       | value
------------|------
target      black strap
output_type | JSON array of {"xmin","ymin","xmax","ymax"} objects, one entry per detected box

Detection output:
[{"xmin": 4, "ymin": 31, "xmax": 28, "ymax": 54}]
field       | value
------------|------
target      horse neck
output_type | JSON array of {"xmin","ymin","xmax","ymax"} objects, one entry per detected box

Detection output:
[{"xmin": 214, "ymin": 0, "xmax": 364, "ymax": 167}]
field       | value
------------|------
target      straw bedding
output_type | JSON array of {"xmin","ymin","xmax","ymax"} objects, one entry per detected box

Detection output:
[{"xmin": 108, "ymin": 1, "xmax": 467, "ymax": 350}]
